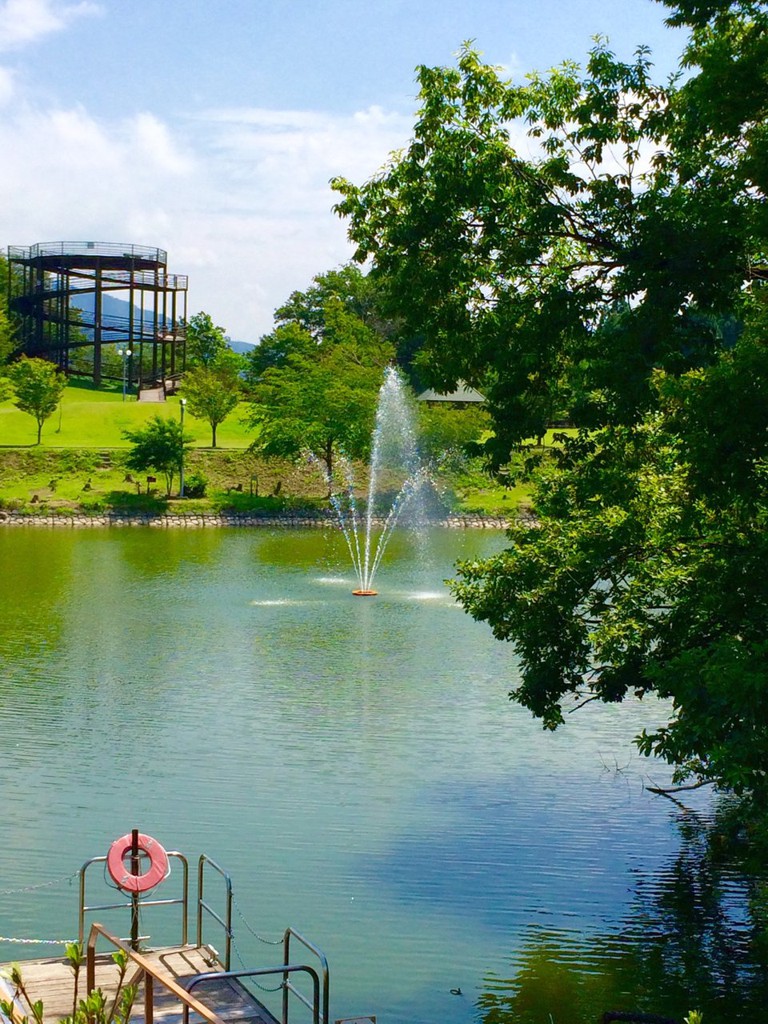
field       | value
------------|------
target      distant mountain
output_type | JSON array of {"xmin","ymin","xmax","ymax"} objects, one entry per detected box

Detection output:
[
  {"xmin": 70, "ymin": 291, "xmax": 165, "ymax": 338},
  {"xmin": 71, "ymin": 290, "xmax": 144, "ymax": 321},
  {"xmin": 71, "ymin": 292, "xmax": 256, "ymax": 350}
]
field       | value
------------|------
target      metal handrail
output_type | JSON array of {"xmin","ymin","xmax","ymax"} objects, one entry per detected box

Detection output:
[
  {"xmin": 197, "ymin": 855, "xmax": 233, "ymax": 970},
  {"xmin": 185, "ymin": 964, "xmax": 321, "ymax": 1024},
  {"xmin": 283, "ymin": 928, "xmax": 329, "ymax": 1024},
  {"xmin": 27, "ymin": 308, "xmax": 182, "ymax": 334},
  {"xmin": 14, "ymin": 269, "xmax": 189, "ymax": 292},
  {"xmin": 86, "ymin": 923, "xmax": 227, "ymax": 1024},
  {"xmin": 78, "ymin": 852, "xmax": 189, "ymax": 946},
  {"xmin": 79, "ymin": 856, "xmax": 329, "ymax": 1024}
]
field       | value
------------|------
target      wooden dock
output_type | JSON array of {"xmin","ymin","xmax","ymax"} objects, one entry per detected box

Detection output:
[
  {"xmin": 0, "ymin": 946, "xmax": 279, "ymax": 1024},
  {"xmin": 1, "ymin": 844, "xmax": 332, "ymax": 1024}
]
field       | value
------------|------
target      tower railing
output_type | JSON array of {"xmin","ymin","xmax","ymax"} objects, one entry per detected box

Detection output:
[{"xmin": 9, "ymin": 242, "xmax": 167, "ymax": 264}]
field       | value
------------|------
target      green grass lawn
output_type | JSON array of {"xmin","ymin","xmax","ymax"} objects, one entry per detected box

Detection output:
[
  {"xmin": 451, "ymin": 480, "xmax": 531, "ymax": 514},
  {"xmin": 0, "ymin": 381, "xmax": 252, "ymax": 449}
]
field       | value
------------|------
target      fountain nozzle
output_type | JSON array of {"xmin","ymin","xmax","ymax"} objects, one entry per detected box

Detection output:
[{"xmin": 352, "ymin": 589, "xmax": 378, "ymax": 597}]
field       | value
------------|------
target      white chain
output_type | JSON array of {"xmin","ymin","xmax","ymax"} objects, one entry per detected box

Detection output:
[
  {"xmin": 0, "ymin": 872, "xmax": 78, "ymax": 896},
  {"xmin": 0, "ymin": 872, "xmax": 79, "ymax": 946}
]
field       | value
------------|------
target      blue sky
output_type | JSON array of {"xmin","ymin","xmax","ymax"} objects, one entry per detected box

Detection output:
[{"xmin": 0, "ymin": 0, "xmax": 687, "ymax": 342}]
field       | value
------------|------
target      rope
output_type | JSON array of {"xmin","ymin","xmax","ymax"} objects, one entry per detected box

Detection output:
[
  {"xmin": 0, "ymin": 872, "xmax": 79, "ymax": 896},
  {"xmin": 0, "ymin": 936, "xmax": 75, "ymax": 945}
]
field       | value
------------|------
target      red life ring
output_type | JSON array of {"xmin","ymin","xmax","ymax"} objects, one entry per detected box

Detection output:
[{"xmin": 107, "ymin": 833, "xmax": 169, "ymax": 893}]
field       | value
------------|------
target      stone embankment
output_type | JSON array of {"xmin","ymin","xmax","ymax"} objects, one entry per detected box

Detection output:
[{"xmin": 0, "ymin": 510, "xmax": 515, "ymax": 529}]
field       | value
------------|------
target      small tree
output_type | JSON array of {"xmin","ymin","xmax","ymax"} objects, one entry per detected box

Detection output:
[
  {"xmin": 185, "ymin": 311, "xmax": 229, "ymax": 368},
  {"xmin": 180, "ymin": 357, "xmax": 241, "ymax": 447},
  {"xmin": 0, "ymin": 942, "xmax": 137, "ymax": 1024},
  {"xmin": 123, "ymin": 416, "xmax": 193, "ymax": 496},
  {"xmin": 9, "ymin": 356, "xmax": 67, "ymax": 444}
]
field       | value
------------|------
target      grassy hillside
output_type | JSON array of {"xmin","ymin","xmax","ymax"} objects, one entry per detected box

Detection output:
[
  {"xmin": 0, "ymin": 447, "xmax": 333, "ymax": 514},
  {"xmin": 0, "ymin": 380, "xmax": 532, "ymax": 515},
  {"xmin": 0, "ymin": 446, "xmax": 529, "ymax": 517}
]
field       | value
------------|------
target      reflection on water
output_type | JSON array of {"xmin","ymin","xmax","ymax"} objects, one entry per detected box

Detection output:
[
  {"xmin": 479, "ymin": 803, "xmax": 768, "ymax": 1023},
  {"xmin": 0, "ymin": 528, "xmax": 765, "ymax": 1024}
]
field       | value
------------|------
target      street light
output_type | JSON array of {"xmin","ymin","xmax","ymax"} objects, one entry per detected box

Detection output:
[
  {"xmin": 179, "ymin": 398, "xmax": 187, "ymax": 498},
  {"xmin": 117, "ymin": 347, "xmax": 132, "ymax": 401}
]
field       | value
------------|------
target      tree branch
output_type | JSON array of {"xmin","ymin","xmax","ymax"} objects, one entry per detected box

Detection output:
[{"xmin": 646, "ymin": 779, "xmax": 713, "ymax": 795}]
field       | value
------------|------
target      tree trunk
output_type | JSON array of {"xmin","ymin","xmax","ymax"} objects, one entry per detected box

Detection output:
[{"xmin": 211, "ymin": 422, "xmax": 217, "ymax": 448}]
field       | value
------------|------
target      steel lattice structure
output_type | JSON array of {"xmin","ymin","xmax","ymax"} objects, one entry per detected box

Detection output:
[{"xmin": 7, "ymin": 241, "xmax": 189, "ymax": 393}]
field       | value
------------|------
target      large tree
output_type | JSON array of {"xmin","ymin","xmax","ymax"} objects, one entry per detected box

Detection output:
[
  {"xmin": 245, "ymin": 298, "xmax": 393, "ymax": 487},
  {"xmin": 0, "ymin": 311, "xmax": 14, "ymax": 368},
  {"xmin": 8, "ymin": 356, "xmax": 67, "ymax": 444},
  {"xmin": 243, "ymin": 321, "xmax": 317, "ymax": 384},
  {"xmin": 0, "ymin": 262, "xmax": 16, "ymax": 399},
  {"xmin": 246, "ymin": 264, "xmax": 416, "ymax": 384},
  {"xmin": 0, "ymin": 311, "xmax": 13, "ymax": 402},
  {"xmin": 333, "ymin": 34, "xmax": 753, "ymax": 457},
  {"xmin": 274, "ymin": 264, "xmax": 386, "ymax": 340},
  {"xmin": 332, "ymin": 2, "xmax": 768, "ymax": 801}
]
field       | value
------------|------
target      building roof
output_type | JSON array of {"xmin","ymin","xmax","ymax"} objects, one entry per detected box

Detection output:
[{"xmin": 416, "ymin": 382, "xmax": 486, "ymax": 404}]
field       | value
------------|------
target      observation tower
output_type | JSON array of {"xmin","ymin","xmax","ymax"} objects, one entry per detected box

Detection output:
[{"xmin": 6, "ymin": 241, "xmax": 188, "ymax": 394}]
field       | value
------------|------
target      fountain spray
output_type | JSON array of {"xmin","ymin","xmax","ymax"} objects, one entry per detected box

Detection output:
[{"xmin": 314, "ymin": 367, "xmax": 428, "ymax": 595}]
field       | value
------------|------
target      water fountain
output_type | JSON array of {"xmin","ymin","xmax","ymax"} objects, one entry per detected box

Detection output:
[{"xmin": 319, "ymin": 367, "xmax": 429, "ymax": 595}]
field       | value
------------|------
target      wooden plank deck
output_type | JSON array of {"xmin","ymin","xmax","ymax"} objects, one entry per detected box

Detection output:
[{"xmin": 0, "ymin": 947, "xmax": 279, "ymax": 1024}]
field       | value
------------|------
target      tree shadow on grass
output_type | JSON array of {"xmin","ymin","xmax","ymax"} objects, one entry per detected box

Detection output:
[{"xmin": 102, "ymin": 490, "xmax": 169, "ymax": 513}]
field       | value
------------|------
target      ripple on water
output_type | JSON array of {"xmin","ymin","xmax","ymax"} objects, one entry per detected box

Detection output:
[{"xmin": 0, "ymin": 528, "xmax": 763, "ymax": 1024}]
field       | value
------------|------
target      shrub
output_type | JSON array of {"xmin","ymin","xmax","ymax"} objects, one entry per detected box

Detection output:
[{"xmin": 184, "ymin": 471, "xmax": 207, "ymax": 498}]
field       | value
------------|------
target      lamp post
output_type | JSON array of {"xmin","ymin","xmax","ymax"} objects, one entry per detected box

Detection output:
[
  {"xmin": 179, "ymin": 398, "xmax": 187, "ymax": 498},
  {"xmin": 117, "ymin": 347, "xmax": 132, "ymax": 401}
]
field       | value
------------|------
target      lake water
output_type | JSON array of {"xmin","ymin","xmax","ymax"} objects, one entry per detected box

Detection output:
[{"xmin": 0, "ymin": 527, "xmax": 765, "ymax": 1024}]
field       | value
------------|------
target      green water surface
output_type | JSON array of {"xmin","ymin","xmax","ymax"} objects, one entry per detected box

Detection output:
[{"xmin": 0, "ymin": 527, "xmax": 765, "ymax": 1024}]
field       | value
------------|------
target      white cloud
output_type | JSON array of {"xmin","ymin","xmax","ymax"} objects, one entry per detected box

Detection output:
[
  {"xmin": 170, "ymin": 104, "xmax": 413, "ymax": 338},
  {"xmin": 131, "ymin": 112, "xmax": 195, "ymax": 176},
  {"xmin": 496, "ymin": 50, "xmax": 527, "ymax": 83},
  {"xmin": 0, "ymin": 97, "xmax": 412, "ymax": 341},
  {"xmin": 0, "ymin": 63, "xmax": 13, "ymax": 104},
  {"xmin": 0, "ymin": 0, "xmax": 101, "ymax": 51}
]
